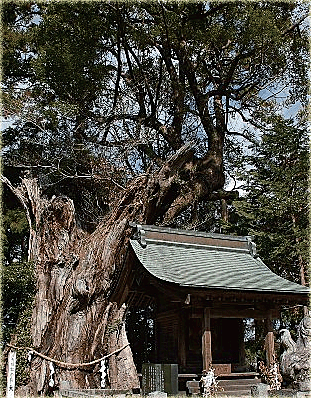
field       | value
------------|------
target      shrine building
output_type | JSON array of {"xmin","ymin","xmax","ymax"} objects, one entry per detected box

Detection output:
[{"xmin": 111, "ymin": 224, "xmax": 310, "ymax": 379}]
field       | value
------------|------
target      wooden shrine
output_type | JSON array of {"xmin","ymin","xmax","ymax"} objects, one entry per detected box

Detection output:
[{"xmin": 111, "ymin": 224, "xmax": 310, "ymax": 376}]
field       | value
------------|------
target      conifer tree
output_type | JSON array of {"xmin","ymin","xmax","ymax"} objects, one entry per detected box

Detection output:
[{"xmin": 230, "ymin": 115, "xmax": 309, "ymax": 285}]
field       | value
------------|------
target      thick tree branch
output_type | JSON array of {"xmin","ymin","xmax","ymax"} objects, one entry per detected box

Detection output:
[
  {"xmin": 1, "ymin": 175, "xmax": 33, "ymax": 230},
  {"xmin": 124, "ymin": 44, "xmax": 156, "ymax": 114},
  {"xmin": 226, "ymin": 129, "xmax": 259, "ymax": 145},
  {"xmin": 112, "ymin": 28, "xmax": 122, "ymax": 110},
  {"xmin": 282, "ymin": 13, "xmax": 309, "ymax": 36},
  {"xmin": 228, "ymin": 104, "xmax": 265, "ymax": 130},
  {"xmin": 174, "ymin": 42, "xmax": 215, "ymax": 138},
  {"xmin": 208, "ymin": 189, "xmax": 239, "ymax": 202},
  {"xmin": 155, "ymin": 43, "xmax": 185, "ymax": 149},
  {"xmin": 122, "ymin": 43, "xmax": 147, "ymax": 119},
  {"xmin": 155, "ymin": 59, "xmax": 163, "ymax": 112},
  {"xmin": 222, "ymin": 49, "xmax": 256, "ymax": 90},
  {"xmin": 214, "ymin": 95, "xmax": 226, "ymax": 134}
]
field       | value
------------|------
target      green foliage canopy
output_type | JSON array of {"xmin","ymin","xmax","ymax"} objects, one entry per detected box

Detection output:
[{"xmin": 3, "ymin": 2, "xmax": 308, "ymax": 216}]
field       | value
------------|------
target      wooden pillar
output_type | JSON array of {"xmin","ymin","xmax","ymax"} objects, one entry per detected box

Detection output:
[
  {"xmin": 178, "ymin": 310, "xmax": 187, "ymax": 370},
  {"xmin": 265, "ymin": 311, "xmax": 275, "ymax": 367},
  {"xmin": 202, "ymin": 308, "xmax": 212, "ymax": 370}
]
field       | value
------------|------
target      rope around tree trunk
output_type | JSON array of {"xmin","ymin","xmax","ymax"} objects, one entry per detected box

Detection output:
[{"xmin": 6, "ymin": 343, "xmax": 130, "ymax": 369}]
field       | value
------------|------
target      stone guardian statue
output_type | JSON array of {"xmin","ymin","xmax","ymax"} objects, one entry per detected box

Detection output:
[{"xmin": 279, "ymin": 316, "xmax": 311, "ymax": 391}]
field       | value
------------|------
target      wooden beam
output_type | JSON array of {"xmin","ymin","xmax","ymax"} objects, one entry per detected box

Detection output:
[
  {"xmin": 202, "ymin": 308, "xmax": 212, "ymax": 370},
  {"xmin": 210, "ymin": 308, "xmax": 279, "ymax": 319}
]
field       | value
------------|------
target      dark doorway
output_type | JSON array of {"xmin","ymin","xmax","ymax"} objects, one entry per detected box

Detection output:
[{"xmin": 211, "ymin": 318, "xmax": 241, "ymax": 364}]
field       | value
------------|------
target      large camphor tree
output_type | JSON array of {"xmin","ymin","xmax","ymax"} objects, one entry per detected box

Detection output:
[{"xmin": 2, "ymin": 2, "xmax": 308, "ymax": 394}]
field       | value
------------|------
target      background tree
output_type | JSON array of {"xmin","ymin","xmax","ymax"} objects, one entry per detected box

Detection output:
[
  {"xmin": 2, "ymin": 1, "xmax": 309, "ymax": 394},
  {"xmin": 1, "ymin": 173, "xmax": 35, "ymax": 387},
  {"xmin": 125, "ymin": 306, "xmax": 156, "ymax": 372},
  {"xmin": 2, "ymin": 184, "xmax": 32, "ymax": 345},
  {"xmin": 222, "ymin": 113, "xmax": 309, "ymax": 367},
  {"xmin": 226, "ymin": 114, "xmax": 309, "ymax": 285}
]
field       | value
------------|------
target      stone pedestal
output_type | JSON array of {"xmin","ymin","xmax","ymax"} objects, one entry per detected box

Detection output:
[
  {"xmin": 148, "ymin": 391, "xmax": 168, "ymax": 398},
  {"xmin": 298, "ymin": 381, "xmax": 311, "ymax": 392},
  {"xmin": 251, "ymin": 382, "xmax": 270, "ymax": 397},
  {"xmin": 268, "ymin": 389, "xmax": 295, "ymax": 397},
  {"xmin": 296, "ymin": 392, "xmax": 311, "ymax": 398}
]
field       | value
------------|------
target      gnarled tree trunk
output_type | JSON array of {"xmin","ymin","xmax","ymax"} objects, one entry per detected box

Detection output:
[{"xmin": 6, "ymin": 143, "xmax": 226, "ymax": 394}]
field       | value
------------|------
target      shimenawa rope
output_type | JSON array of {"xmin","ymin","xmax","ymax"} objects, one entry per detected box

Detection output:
[{"xmin": 6, "ymin": 343, "xmax": 130, "ymax": 369}]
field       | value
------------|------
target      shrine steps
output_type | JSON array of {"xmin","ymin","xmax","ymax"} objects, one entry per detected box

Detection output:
[
  {"xmin": 216, "ymin": 377, "xmax": 261, "ymax": 397},
  {"xmin": 184, "ymin": 374, "xmax": 261, "ymax": 397}
]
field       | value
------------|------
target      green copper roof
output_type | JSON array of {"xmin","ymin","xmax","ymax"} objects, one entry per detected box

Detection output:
[{"xmin": 129, "ymin": 227, "xmax": 309, "ymax": 295}]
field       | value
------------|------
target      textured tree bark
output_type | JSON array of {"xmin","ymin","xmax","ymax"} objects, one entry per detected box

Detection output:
[
  {"xmin": 25, "ymin": 189, "xmax": 141, "ymax": 394},
  {"xmin": 6, "ymin": 142, "xmax": 225, "ymax": 394}
]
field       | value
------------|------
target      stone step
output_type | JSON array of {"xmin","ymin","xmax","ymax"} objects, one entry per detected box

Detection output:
[
  {"xmin": 216, "ymin": 392, "xmax": 250, "ymax": 397},
  {"xmin": 218, "ymin": 378, "xmax": 261, "ymax": 387},
  {"xmin": 219, "ymin": 384, "xmax": 255, "ymax": 392},
  {"xmin": 186, "ymin": 376, "xmax": 261, "ymax": 396},
  {"xmin": 216, "ymin": 378, "xmax": 260, "ymax": 397},
  {"xmin": 218, "ymin": 372, "xmax": 260, "ymax": 378},
  {"xmin": 186, "ymin": 380, "xmax": 200, "ymax": 394},
  {"xmin": 58, "ymin": 389, "xmax": 130, "ymax": 398}
]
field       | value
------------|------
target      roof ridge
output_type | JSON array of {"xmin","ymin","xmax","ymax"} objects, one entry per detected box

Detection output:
[
  {"xmin": 142, "ymin": 237, "xmax": 251, "ymax": 254},
  {"xmin": 130, "ymin": 223, "xmax": 252, "ymax": 242}
]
